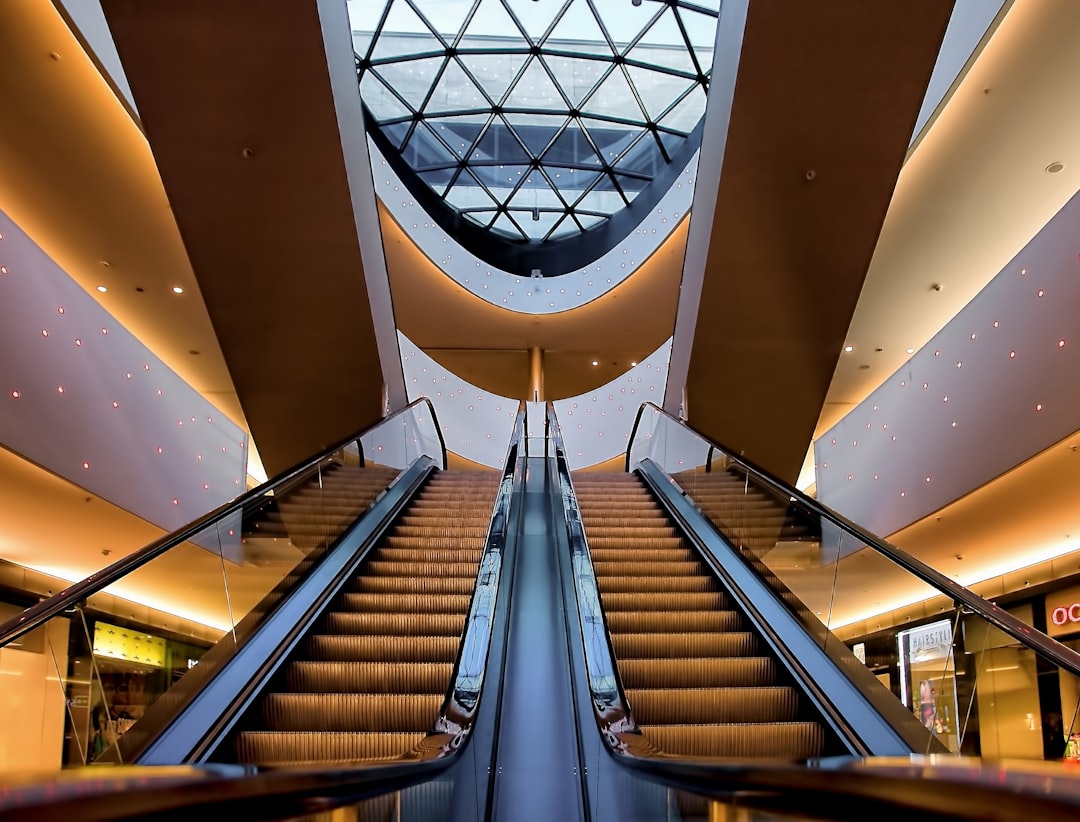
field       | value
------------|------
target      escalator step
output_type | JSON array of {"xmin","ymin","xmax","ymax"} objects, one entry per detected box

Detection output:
[
  {"xmin": 306, "ymin": 634, "xmax": 460, "ymax": 663},
  {"xmin": 337, "ymin": 592, "xmax": 473, "ymax": 614},
  {"xmin": 604, "ymin": 610, "xmax": 743, "ymax": 633},
  {"xmin": 594, "ymin": 560, "xmax": 705, "ymax": 578},
  {"xmin": 234, "ymin": 731, "xmax": 426, "ymax": 765},
  {"xmin": 640, "ymin": 723, "xmax": 824, "ymax": 759},
  {"xmin": 375, "ymin": 547, "xmax": 485, "ymax": 564},
  {"xmin": 320, "ymin": 611, "xmax": 465, "ymax": 636},
  {"xmin": 262, "ymin": 693, "xmax": 441, "ymax": 732},
  {"xmin": 601, "ymin": 591, "xmax": 732, "ymax": 612},
  {"xmin": 618, "ymin": 657, "xmax": 777, "ymax": 689},
  {"xmin": 286, "ymin": 661, "xmax": 453, "ymax": 694},
  {"xmin": 362, "ymin": 560, "xmax": 478, "ymax": 578},
  {"xmin": 597, "ymin": 575, "xmax": 716, "ymax": 594},
  {"xmin": 354, "ymin": 575, "xmax": 478, "ymax": 595},
  {"xmin": 611, "ymin": 632, "xmax": 758, "ymax": 659},
  {"xmin": 627, "ymin": 687, "xmax": 799, "ymax": 724},
  {"xmin": 584, "ymin": 526, "xmax": 681, "ymax": 538},
  {"xmin": 588, "ymin": 538, "xmax": 690, "ymax": 551}
]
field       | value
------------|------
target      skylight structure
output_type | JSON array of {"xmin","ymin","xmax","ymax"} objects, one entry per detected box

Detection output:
[{"xmin": 352, "ymin": 0, "xmax": 718, "ymax": 272}]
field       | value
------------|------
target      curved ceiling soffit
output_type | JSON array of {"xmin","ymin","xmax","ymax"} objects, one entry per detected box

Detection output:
[{"xmin": 371, "ymin": 137, "xmax": 696, "ymax": 315}]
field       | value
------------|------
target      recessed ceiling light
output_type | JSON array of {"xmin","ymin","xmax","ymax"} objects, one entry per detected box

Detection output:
[
  {"xmin": 906, "ymin": 348, "xmax": 915, "ymax": 354},
  {"xmin": 172, "ymin": 286, "xmax": 184, "ymax": 294},
  {"xmin": 591, "ymin": 360, "xmax": 599, "ymax": 366},
  {"xmin": 1046, "ymin": 162, "xmax": 1065, "ymax": 174},
  {"xmin": 844, "ymin": 345, "xmax": 854, "ymax": 353},
  {"xmin": 96, "ymin": 285, "xmax": 107, "ymax": 293}
]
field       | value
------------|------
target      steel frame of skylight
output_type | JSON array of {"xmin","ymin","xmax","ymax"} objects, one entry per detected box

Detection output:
[{"xmin": 355, "ymin": 0, "xmax": 718, "ymax": 270}]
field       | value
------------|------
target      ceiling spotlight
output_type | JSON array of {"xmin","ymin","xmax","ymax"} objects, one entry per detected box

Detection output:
[
  {"xmin": 172, "ymin": 286, "xmax": 184, "ymax": 294},
  {"xmin": 630, "ymin": 361, "xmax": 638, "ymax": 367},
  {"xmin": 905, "ymin": 347, "xmax": 915, "ymax": 354},
  {"xmin": 844, "ymin": 345, "xmax": 853, "ymax": 353},
  {"xmin": 591, "ymin": 360, "xmax": 599, "ymax": 366},
  {"xmin": 1046, "ymin": 162, "xmax": 1065, "ymax": 174},
  {"xmin": 96, "ymin": 285, "xmax": 108, "ymax": 293}
]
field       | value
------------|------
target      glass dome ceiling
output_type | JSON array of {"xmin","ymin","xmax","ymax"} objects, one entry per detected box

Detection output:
[{"xmin": 351, "ymin": 0, "xmax": 718, "ymax": 252}]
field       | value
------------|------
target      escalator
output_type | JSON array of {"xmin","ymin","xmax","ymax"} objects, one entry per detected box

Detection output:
[
  {"xmin": 230, "ymin": 469, "xmax": 500, "ymax": 765},
  {"xmin": 572, "ymin": 471, "xmax": 827, "ymax": 759}
]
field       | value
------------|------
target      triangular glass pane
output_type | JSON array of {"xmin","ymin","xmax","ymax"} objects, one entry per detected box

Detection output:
[
  {"xmin": 612, "ymin": 131, "xmax": 662, "ymax": 178},
  {"xmin": 624, "ymin": 65, "xmax": 694, "ymax": 122},
  {"xmin": 402, "ymin": 121, "xmax": 457, "ymax": 169},
  {"xmin": 380, "ymin": 119, "xmax": 413, "ymax": 150},
  {"xmin": 461, "ymin": 52, "xmax": 530, "ymax": 105},
  {"xmin": 581, "ymin": 118, "xmax": 640, "ymax": 165},
  {"xmin": 545, "ymin": 125, "xmax": 603, "ymax": 168},
  {"xmin": 546, "ymin": 1, "xmax": 612, "ymax": 57},
  {"xmin": 615, "ymin": 173, "xmax": 646, "ymax": 203},
  {"xmin": 581, "ymin": 68, "xmax": 646, "ymax": 120},
  {"xmin": 547, "ymin": 166, "xmax": 602, "ymax": 200},
  {"xmin": 509, "ymin": 208, "xmax": 562, "ymax": 240},
  {"xmin": 505, "ymin": 0, "xmax": 565, "ymax": 44},
  {"xmin": 347, "ymin": 0, "xmax": 389, "ymax": 48},
  {"xmin": 352, "ymin": 31, "xmax": 376, "ymax": 63},
  {"xmin": 461, "ymin": 0, "xmax": 524, "ymax": 43},
  {"xmin": 596, "ymin": 0, "xmax": 656, "ymax": 54},
  {"xmin": 370, "ymin": 1, "xmax": 444, "ymax": 61},
  {"xmin": 470, "ymin": 121, "xmax": 531, "ymax": 166},
  {"xmin": 492, "ymin": 212, "xmax": 527, "ymax": 240},
  {"xmin": 425, "ymin": 58, "xmax": 490, "ymax": 114},
  {"xmin": 464, "ymin": 210, "xmax": 497, "ymax": 228},
  {"xmin": 372, "ymin": 57, "xmax": 445, "ymax": 110},
  {"xmin": 445, "ymin": 169, "xmax": 499, "ymax": 210},
  {"xmin": 427, "ymin": 113, "xmax": 490, "ymax": 159},
  {"xmin": 626, "ymin": 7, "xmax": 696, "ymax": 75},
  {"xmin": 678, "ymin": 8, "xmax": 718, "ymax": 75},
  {"xmin": 544, "ymin": 54, "xmax": 610, "ymax": 108},
  {"xmin": 575, "ymin": 179, "xmax": 624, "ymax": 213},
  {"xmin": 504, "ymin": 112, "xmax": 567, "ymax": 157},
  {"xmin": 413, "ymin": 1, "xmax": 472, "ymax": 41},
  {"xmin": 508, "ymin": 173, "xmax": 563, "ymax": 210},
  {"xmin": 470, "ymin": 164, "xmax": 531, "ymax": 200},
  {"xmin": 574, "ymin": 213, "xmax": 605, "ymax": 230},
  {"xmin": 361, "ymin": 70, "xmax": 412, "ymax": 121},
  {"xmin": 547, "ymin": 214, "xmax": 580, "ymax": 240},
  {"xmin": 506, "ymin": 57, "xmax": 566, "ymax": 111},
  {"xmin": 659, "ymin": 86, "xmax": 707, "ymax": 135},
  {"xmin": 418, "ymin": 168, "xmax": 457, "ymax": 196}
]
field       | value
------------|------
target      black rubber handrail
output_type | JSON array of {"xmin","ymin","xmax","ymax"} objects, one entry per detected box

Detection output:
[
  {"xmin": 626, "ymin": 400, "xmax": 1080, "ymax": 680},
  {"xmin": 0, "ymin": 397, "xmax": 445, "ymax": 648}
]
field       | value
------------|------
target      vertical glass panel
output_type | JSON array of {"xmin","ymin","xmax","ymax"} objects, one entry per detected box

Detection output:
[
  {"xmin": 680, "ymin": 7, "xmax": 719, "ymax": 73},
  {"xmin": 546, "ymin": 1, "xmax": 613, "ymax": 56},
  {"xmin": 372, "ymin": 57, "xmax": 446, "ymax": 110},
  {"xmin": 461, "ymin": 0, "xmax": 524, "ymax": 41},
  {"xmin": 625, "ymin": 65, "xmax": 697, "ymax": 122},
  {"xmin": 361, "ymin": 70, "xmax": 413, "ymax": 120},
  {"xmin": 545, "ymin": 127, "xmax": 603, "ymax": 168},
  {"xmin": 460, "ymin": 52, "xmax": 530, "ymax": 104},
  {"xmin": 628, "ymin": 8, "xmax": 698, "ymax": 75},
  {"xmin": 426, "ymin": 58, "xmax": 490, "ymax": 113},
  {"xmin": 470, "ymin": 123, "xmax": 531, "ymax": 166},
  {"xmin": 509, "ymin": 208, "xmax": 562, "ymax": 240},
  {"xmin": 507, "ymin": 58, "xmax": 566, "ymax": 111},
  {"xmin": 659, "ymin": 85, "xmax": 707, "ymax": 134},
  {"xmin": 370, "ymin": 3, "xmax": 444, "ymax": 60},
  {"xmin": 504, "ymin": 112, "xmax": 567, "ymax": 156},
  {"xmin": 428, "ymin": 113, "xmax": 489, "ymax": 159},
  {"xmin": 581, "ymin": 68, "xmax": 645, "ymax": 120},
  {"xmin": 445, "ymin": 169, "xmax": 500, "ymax": 210},
  {"xmin": 403, "ymin": 121, "xmax": 458, "ymax": 169},
  {"xmin": 543, "ymin": 54, "xmax": 609, "ymax": 108},
  {"xmin": 548, "ymin": 166, "xmax": 601, "ymax": 200},
  {"xmin": 492, "ymin": 212, "xmax": 527, "ymax": 240},
  {"xmin": 411, "ymin": 0, "xmax": 473, "ymax": 41},
  {"xmin": 506, "ymin": 0, "xmax": 566, "ymax": 43},
  {"xmin": 581, "ymin": 118, "xmax": 639, "ymax": 164},
  {"xmin": 597, "ymin": 0, "xmax": 661, "ymax": 53}
]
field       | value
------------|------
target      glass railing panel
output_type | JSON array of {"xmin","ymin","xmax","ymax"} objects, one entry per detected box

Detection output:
[{"xmin": 0, "ymin": 399, "xmax": 446, "ymax": 771}]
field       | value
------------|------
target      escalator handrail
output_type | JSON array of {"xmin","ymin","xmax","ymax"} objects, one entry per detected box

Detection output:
[
  {"xmin": 545, "ymin": 402, "xmax": 658, "ymax": 761},
  {"xmin": 626, "ymin": 400, "xmax": 1080, "ymax": 680},
  {"xmin": 425, "ymin": 399, "xmax": 527, "ymax": 741},
  {"xmin": 0, "ymin": 396, "xmax": 445, "ymax": 648}
]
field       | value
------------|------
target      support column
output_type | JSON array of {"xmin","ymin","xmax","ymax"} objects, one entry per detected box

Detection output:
[{"xmin": 529, "ymin": 346, "xmax": 544, "ymax": 402}]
